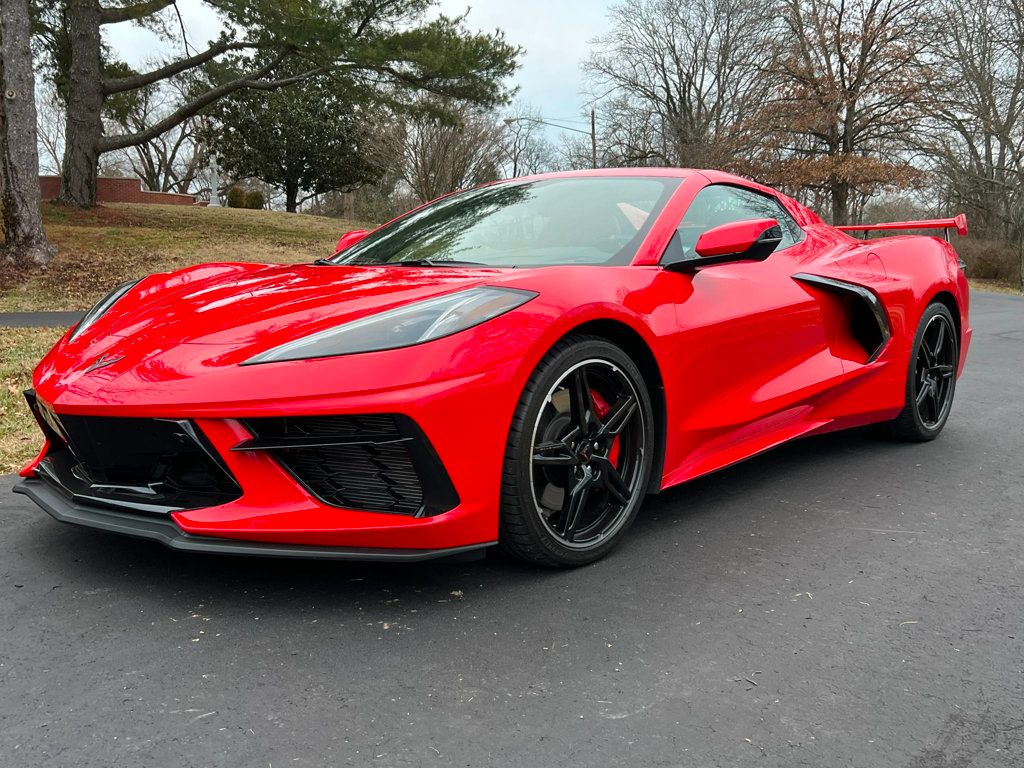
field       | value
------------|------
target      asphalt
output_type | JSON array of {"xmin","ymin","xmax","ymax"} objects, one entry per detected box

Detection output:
[
  {"xmin": 0, "ymin": 311, "xmax": 83, "ymax": 328},
  {"xmin": 1, "ymin": 292, "xmax": 1022, "ymax": 767}
]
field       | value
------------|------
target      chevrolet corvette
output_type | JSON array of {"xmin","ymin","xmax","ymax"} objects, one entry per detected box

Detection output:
[{"xmin": 15, "ymin": 169, "xmax": 971, "ymax": 567}]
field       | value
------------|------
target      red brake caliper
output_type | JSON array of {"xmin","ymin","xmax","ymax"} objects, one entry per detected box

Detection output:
[{"xmin": 589, "ymin": 388, "xmax": 620, "ymax": 466}]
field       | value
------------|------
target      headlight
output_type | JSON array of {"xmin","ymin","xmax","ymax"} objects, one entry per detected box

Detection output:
[
  {"xmin": 243, "ymin": 286, "xmax": 537, "ymax": 365},
  {"xmin": 69, "ymin": 279, "xmax": 141, "ymax": 341}
]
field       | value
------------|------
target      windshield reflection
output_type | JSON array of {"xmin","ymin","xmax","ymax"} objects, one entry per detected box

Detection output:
[{"xmin": 332, "ymin": 177, "xmax": 681, "ymax": 269}]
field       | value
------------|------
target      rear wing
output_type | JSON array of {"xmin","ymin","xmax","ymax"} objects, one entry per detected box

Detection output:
[{"xmin": 836, "ymin": 213, "xmax": 968, "ymax": 241}]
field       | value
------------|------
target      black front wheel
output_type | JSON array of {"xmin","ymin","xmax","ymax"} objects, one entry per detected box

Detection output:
[
  {"xmin": 888, "ymin": 302, "xmax": 959, "ymax": 441},
  {"xmin": 499, "ymin": 336, "xmax": 655, "ymax": 567}
]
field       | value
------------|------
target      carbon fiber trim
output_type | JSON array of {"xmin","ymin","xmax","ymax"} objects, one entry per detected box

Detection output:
[{"xmin": 15, "ymin": 479, "xmax": 491, "ymax": 562}]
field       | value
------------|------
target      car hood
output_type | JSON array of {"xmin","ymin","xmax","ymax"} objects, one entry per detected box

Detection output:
[
  {"xmin": 31, "ymin": 260, "xmax": 654, "ymax": 413},
  {"xmin": 34, "ymin": 261, "xmax": 532, "ymax": 402},
  {"xmin": 73, "ymin": 262, "xmax": 514, "ymax": 354}
]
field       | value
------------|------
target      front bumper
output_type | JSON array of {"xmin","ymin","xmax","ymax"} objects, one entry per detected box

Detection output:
[
  {"xmin": 15, "ymin": 478, "xmax": 492, "ymax": 561},
  {"xmin": 25, "ymin": 312, "xmax": 541, "ymax": 553},
  {"xmin": 22, "ymin": 358, "xmax": 521, "ymax": 552}
]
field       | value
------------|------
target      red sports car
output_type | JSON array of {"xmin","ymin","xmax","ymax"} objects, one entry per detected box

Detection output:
[{"xmin": 16, "ymin": 169, "xmax": 971, "ymax": 567}]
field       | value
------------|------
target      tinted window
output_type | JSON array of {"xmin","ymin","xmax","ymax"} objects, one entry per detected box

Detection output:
[
  {"xmin": 675, "ymin": 184, "xmax": 804, "ymax": 258},
  {"xmin": 333, "ymin": 177, "xmax": 681, "ymax": 268}
]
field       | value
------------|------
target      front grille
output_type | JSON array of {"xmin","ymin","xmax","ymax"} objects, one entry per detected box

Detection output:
[
  {"xmin": 26, "ymin": 390, "xmax": 241, "ymax": 514},
  {"xmin": 237, "ymin": 414, "xmax": 458, "ymax": 517}
]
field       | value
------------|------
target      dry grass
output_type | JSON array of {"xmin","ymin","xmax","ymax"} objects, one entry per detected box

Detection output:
[
  {"xmin": 1, "ymin": 203, "xmax": 369, "ymax": 311},
  {"xmin": 1, "ymin": 327, "xmax": 64, "ymax": 472},
  {"xmin": 969, "ymin": 278, "xmax": 1023, "ymax": 295},
  {"xmin": 1, "ymin": 203, "xmax": 367, "ymax": 470}
]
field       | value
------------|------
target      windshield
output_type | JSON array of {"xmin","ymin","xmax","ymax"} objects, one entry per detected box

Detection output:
[{"xmin": 331, "ymin": 176, "xmax": 681, "ymax": 268}]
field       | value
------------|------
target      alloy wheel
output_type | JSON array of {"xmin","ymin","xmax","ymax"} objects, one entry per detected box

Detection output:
[
  {"xmin": 913, "ymin": 313, "xmax": 957, "ymax": 428},
  {"xmin": 528, "ymin": 359, "xmax": 646, "ymax": 548}
]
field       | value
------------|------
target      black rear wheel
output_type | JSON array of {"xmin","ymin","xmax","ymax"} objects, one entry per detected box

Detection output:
[
  {"xmin": 499, "ymin": 336, "xmax": 654, "ymax": 567},
  {"xmin": 888, "ymin": 302, "xmax": 959, "ymax": 441}
]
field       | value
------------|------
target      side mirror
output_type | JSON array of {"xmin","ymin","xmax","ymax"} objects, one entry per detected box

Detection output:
[
  {"xmin": 335, "ymin": 229, "xmax": 369, "ymax": 253},
  {"xmin": 665, "ymin": 218, "xmax": 783, "ymax": 272}
]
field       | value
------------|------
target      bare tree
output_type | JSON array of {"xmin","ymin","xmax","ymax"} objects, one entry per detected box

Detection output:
[
  {"xmin": 104, "ymin": 73, "xmax": 211, "ymax": 194},
  {"xmin": 1, "ymin": 0, "xmax": 56, "ymax": 268},
  {"xmin": 36, "ymin": 81, "xmax": 66, "ymax": 176},
  {"xmin": 921, "ymin": 0, "xmax": 1024, "ymax": 286},
  {"xmin": 500, "ymin": 103, "xmax": 556, "ymax": 177},
  {"xmin": 760, "ymin": 0, "xmax": 929, "ymax": 224},
  {"xmin": 584, "ymin": 0, "xmax": 779, "ymax": 168},
  {"xmin": 373, "ymin": 103, "xmax": 505, "ymax": 203}
]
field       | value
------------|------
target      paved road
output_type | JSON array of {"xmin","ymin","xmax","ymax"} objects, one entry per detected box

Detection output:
[
  {"xmin": 1, "ymin": 293, "xmax": 1022, "ymax": 767},
  {"xmin": 0, "ymin": 311, "xmax": 82, "ymax": 328}
]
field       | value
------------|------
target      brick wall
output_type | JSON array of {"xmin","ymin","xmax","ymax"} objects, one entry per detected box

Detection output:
[
  {"xmin": 39, "ymin": 176, "xmax": 204, "ymax": 206},
  {"xmin": 39, "ymin": 176, "xmax": 61, "ymax": 200}
]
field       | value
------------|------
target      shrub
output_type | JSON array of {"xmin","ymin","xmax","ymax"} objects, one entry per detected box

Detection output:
[
  {"xmin": 956, "ymin": 238, "xmax": 1021, "ymax": 284},
  {"xmin": 244, "ymin": 190, "xmax": 265, "ymax": 209},
  {"xmin": 225, "ymin": 186, "xmax": 247, "ymax": 208}
]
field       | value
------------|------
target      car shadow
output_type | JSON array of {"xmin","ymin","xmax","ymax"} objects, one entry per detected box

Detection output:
[{"xmin": 14, "ymin": 424, "xmax": 925, "ymax": 616}]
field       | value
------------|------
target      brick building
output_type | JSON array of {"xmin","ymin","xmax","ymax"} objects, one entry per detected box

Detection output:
[{"xmin": 39, "ymin": 176, "xmax": 206, "ymax": 206}]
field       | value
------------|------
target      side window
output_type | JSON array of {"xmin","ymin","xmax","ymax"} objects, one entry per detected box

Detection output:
[{"xmin": 676, "ymin": 184, "xmax": 804, "ymax": 257}]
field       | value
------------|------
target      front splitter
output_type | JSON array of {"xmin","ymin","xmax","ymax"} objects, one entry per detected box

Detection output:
[{"xmin": 14, "ymin": 478, "xmax": 493, "ymax": 562}]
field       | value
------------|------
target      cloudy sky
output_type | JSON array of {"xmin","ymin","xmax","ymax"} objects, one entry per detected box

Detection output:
[{"xmin": 104, "ymin": 0, "xmax": 614, "ymax": 139}]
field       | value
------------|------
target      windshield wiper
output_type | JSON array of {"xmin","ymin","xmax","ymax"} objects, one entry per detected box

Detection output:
[
  {"xmin": 313, "ymin": 257, "xmax": 495, "ymax": 267},
  {"xmin": 390, "ymin": 258, "xmax": 492, "ymax": 267}
]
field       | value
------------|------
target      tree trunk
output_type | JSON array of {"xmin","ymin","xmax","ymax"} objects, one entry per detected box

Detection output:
[
  {"xmin": 285, "ymin": 179, "xmax": 299, "ymax": 213},
  {"xmin": 57, "ymin": 0, "xmax": 103, "ymax": 208},
  {"xmin": 1016, "ymin": 231, "xmax": 1024, "ymax": 292},
  {"xmin": 830, "ymin": 177, "xmax": 850, "ymax": 226},
  {"xmin": 0, "ymin": 0, "xmax": 57, "ymax": 268}
]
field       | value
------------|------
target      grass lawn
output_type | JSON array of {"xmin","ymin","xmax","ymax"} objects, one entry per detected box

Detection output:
[
  {"xmin": 1, "ymin": 203, "xmax": 367, "ymax": 470},
  {"xmin": 1, "ymin": 203, "xmax": 368, "ymax": 312},
  {"xmin": 1, "ymin": 327, "xmax": 64, "ymax": 473}
]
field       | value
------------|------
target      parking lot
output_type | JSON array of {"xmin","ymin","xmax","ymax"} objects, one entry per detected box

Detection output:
[{"xmin": 1, "ymin": 291, "xmax": 1021, "ymax": 767}]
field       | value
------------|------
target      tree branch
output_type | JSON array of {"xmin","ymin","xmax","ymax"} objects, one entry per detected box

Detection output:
[
  {"xmin": 102, "ymin": 40, "xmax": 255, "ymax": 95},
  {"xmin": 100, "ymin": 58, "xmax": 322, "ymax": 152},
  {"xmin": 100, "ymin": 0, "xmax": 176, "ymax": 25}
]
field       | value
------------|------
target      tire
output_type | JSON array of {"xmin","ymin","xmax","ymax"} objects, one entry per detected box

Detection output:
[
  {"xmin": 499, "ymin": 335, "xmax": 655, "ymax": 567},
  {"xmin": 888, "ymin": 301, "xmax": 959, "ymax": 441}
]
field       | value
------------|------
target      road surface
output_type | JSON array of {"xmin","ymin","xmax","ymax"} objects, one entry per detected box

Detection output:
[{"xmin": 1, "ymin": 292, "xmax": 1021, "ymax": 767}]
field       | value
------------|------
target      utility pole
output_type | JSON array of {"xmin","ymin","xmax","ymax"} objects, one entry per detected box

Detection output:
[
  {"xmin": 503, "ymin": 112, "xmax": 600, "ymax": 172},
  {"xmin": 591, "ymin": 109, "xmax": 597, "ymax": 170}
]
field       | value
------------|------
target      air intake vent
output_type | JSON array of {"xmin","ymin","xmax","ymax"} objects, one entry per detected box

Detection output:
[
  {"xmin": 793, "ymin": 273, "xmax": 892, "ymax": 363},
  {"xmin": 236, "ymin": 414, "xmax": 458, "ymax": 517},
  {"xmin": 25, "ymin": 390, "xmax": 242, "ymax": 514}
]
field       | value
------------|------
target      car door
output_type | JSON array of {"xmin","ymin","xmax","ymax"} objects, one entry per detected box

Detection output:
[{"xmin": 660, "ymin": 183, "xmax": 846, "ymax": 484}]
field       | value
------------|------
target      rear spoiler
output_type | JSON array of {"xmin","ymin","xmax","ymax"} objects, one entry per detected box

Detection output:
[{"xmin": 836, "ymin": 213, "xmax": 968, "ymax": 241}]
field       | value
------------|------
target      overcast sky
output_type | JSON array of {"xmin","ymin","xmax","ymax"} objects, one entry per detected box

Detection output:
[{"xmin": 103, "ymin": 0, "xmax": 613, "ymax": 139}]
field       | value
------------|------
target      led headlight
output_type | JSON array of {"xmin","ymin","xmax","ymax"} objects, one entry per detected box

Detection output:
[
  {"xmin": 243, "ymin": 286, "xmax": 537, "ymax": 365},
  {"xmin": 69, "ymin": 279, "xmax": 141, "ymax": 341}
]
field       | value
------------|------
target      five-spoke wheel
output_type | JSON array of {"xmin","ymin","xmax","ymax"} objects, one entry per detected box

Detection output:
[
  {"xmin": 889, "ymin": 302, "xmax": 959, "ymax": 441},
  {"xmin": 530, "ymin": 359, "xmax": 645, "ymax": 546},
  {"xmin": 913, "ymin": 312, "xmax": 957, "ymax": 428},
  {"xmin": 500, "ymin": 336, "xmax": 654, "ymax": 566}
]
